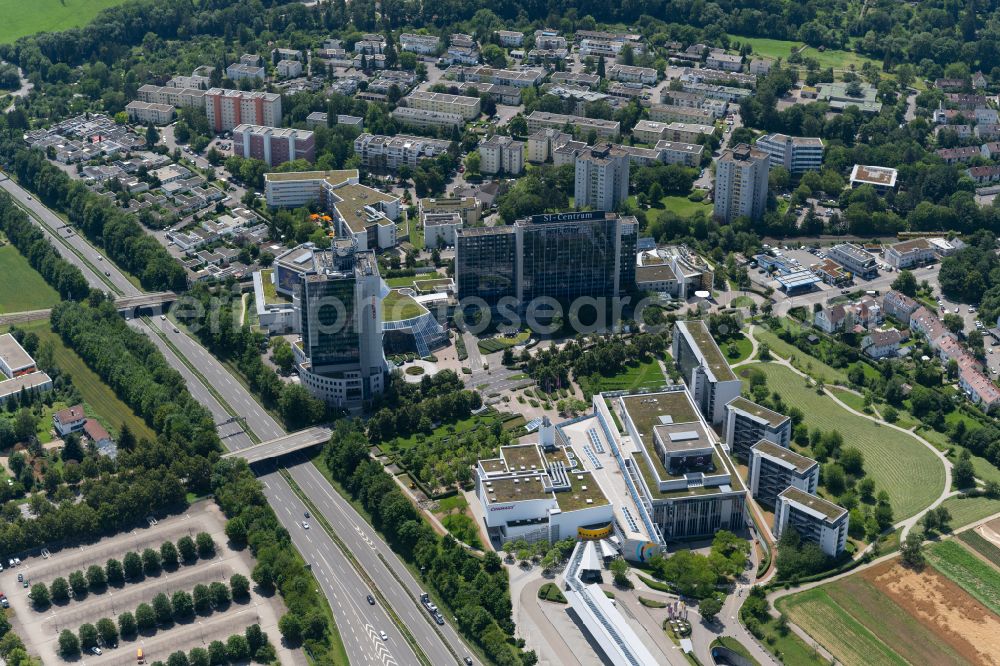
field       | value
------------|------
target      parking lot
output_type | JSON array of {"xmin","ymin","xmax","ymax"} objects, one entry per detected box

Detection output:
[{"xmin": 5, "ymin": 501, "xmax": 301, "ymax": 665}]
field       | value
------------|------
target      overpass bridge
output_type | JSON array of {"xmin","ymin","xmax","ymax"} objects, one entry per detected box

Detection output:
[
  {"xmin": 0, "ymin": 292, "xmax": 177, "ymax": 327},
  {"xmin": 222, "ymin": 426, "xmax": 332, "ymax": 464}
]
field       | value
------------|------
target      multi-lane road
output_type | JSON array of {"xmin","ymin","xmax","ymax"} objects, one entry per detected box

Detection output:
[{"xmin": 2, "ymin": 171, "xmax": 474, "ymax": 665}]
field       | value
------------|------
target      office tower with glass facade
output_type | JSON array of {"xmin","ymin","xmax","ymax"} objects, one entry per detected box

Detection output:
[
  {"xmin": 455, "ymin": 212, "xmax": 637, "ymax": 308},
  {"xmin": 293, "ymin": 241, "xmax": 387, "ymax": 410},
  {"xmin": 514, "ymin": 211, "xmax": 636, "ymax": 303},
  {"xmin": 454, "ymin": 226, "xmax": 518, "ymax": 306}
]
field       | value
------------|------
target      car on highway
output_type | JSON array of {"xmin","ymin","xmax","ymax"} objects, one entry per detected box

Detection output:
[
  {"xmin": 173, "ymin": 327, "xmax": 179, "ymax": 333},
  {"xmin": 105, "ymin": 271, "xmax": 110, "ymax": 276},
  {"xmin": 160, "ymin": 315, "xmax": 166, "ymax": 320},
  {"xmin": 464, "ymin": 658, "xmax": 474, "ymax": 665},
  {"xmin": 25, "ymin": 195, "xmax": 30, "ymax": 200},
  {"xmin": 366, "ymin": 594, "xmax": 375, "ymax": 605},
  {"xmin": 301, "ymin": 521, "xmax": 310, "ymax": 529},
  {"xmin": 379, "ymin": 631, "xmax": 388, "ymax": 641}
]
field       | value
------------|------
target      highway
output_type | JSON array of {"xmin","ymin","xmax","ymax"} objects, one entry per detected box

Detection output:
[
  {"xmin": 3, "ymin": 170, "xmax": 472, "ymax": 665},
  {"xmin": 0, "ymin": 173, "xmax": 141, "ymax": 298}
]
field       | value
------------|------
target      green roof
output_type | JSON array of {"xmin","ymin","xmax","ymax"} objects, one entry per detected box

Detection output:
[
  {"xmin": 383, "ymin": 290, "xmax": 427, "ymax": 322},
  {"xmin": 555, "ymin": 471, "xmax": 610, "ymax": 512},
  {"xmin": 752, "ymin": 440, "xmax": 816, "ymax": 473},
  {"xmin": 780, "ymin": 486, "xmax": 846, "ymax": 522},
  {"xmin": 728, "ymin": 396, "xmax": 789, "ymax": 427},
  {"xmin": 680, "ymin": 320, "xmax": 737, "ymax": 382},
  {"xmin": 620, "ymin": 391, "xmax": 699, "ymax": 443}
]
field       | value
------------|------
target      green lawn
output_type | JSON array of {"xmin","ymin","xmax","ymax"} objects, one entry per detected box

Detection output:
[
  {"xmin": 777, "ymin": 567, "xmax": 967, "ymax": 666},
  {"xmin": 385, "ymin": 276, "xmax": 418, "ymax": 288},
  {"xmin": 643, "ymin": 195, "xmax": 714, "ymax": 222},
  {"xmin": 434, "ymin": 494, "xmax": 468, "ymax": 514},
  {"xmin": 538, "ymin": 583, "xmax": 567, "ymax": 603},
  {"xmin": 754, "ymin": 321, "xmax": 849, "ymax": 384},
  {"xmin": 828, "ymin": 387, "xmax": 867, "ymax": 414},
  {"xmin": 478, "ymin": 330, "xmax": 530, "ymax": 353},
  {"xmin": 17, "ymin": 319, "xmax": 156, "ymax": 443},
  {"xmin": 0, "ymin": 245, "xmax": 61, "ymax": 313},
  {"xmin": 0, "ymin": 0, "xmax": 131, "ymax": 44},
  {"xmin": 579, "ymin": 358, "xmax": 668, "ymax": 394},
  {"xmin": 726, "ymin": 34, "xmax": 884, "ymax": 73},
  {"xmin": 721, "ymin": 335, "xmax": 754, "ymax": 364},
  {"xmin": 741, "ymin": 363, "xmax": 944, "ymax": 519},
  {"xmin": 383, "ymin": 289, "xmax": 426, "ymax": 322},
  {"xmin": 926, "ymin": 540, "xmax": 1000, "ymax": 615},
  {"xmin": 730, "ymin": 295, "xmax": 754, "ymax": 308},
  {"xmin": 937, "ymin": 495, "xmax": 1000, "ymax": 530}
]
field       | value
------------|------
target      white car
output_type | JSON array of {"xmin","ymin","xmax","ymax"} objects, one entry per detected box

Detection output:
[
  {"xmin": 954, "ymin": 307, "xmax": 960, "ymax": 314},
  {"xmin": 91, "ymin": 647, "xmax": 102, "ymax": 656},
  {"xmin": 301, "ymin": 521, "xmax": 310, "ymax": 529},
  {"xmin": 379, "ymin": 631, "xmax": 388, "ymax": 641}
]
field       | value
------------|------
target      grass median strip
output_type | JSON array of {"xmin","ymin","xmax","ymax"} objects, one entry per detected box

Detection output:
[
  {"xmin": 140, "ymin": 316, "xmax": 260, "ymax": 444},
  {"xmin": 279, "ymin": 469, "xmax": 434, "ymax": 666}
]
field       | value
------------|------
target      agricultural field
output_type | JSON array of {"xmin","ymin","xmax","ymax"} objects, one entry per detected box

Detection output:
[
  {"xmin": 0, "ymin": 0, "xmax": 130, "ymax": 44},
  {"xmin": 778, "ymin": 557, "xmax": 999, "ymax": 666},
  {"xmin": 18, "ymin": 318, "xmax": 157, "ymax": 442},
  {"xmin": 740, "ymin": 362, "xmax": 944, "ymax": 519},
  {"xmin": 0, "ymin": 245, "xmax": 61, "ymax": 313},
  {"xmin": 925, "ymin": 540, "xmax": 1000, "ymax": 615},
  {"xmin": 958, "ymin": 526, "xmax": 1000, "ymax": 567}
]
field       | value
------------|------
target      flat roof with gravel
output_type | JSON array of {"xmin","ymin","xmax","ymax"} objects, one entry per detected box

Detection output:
[{"xmin": 780, "ymin": 486, "xmax": 847, "ymax": 522}]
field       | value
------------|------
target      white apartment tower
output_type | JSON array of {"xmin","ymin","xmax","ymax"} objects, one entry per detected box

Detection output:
[
  {"xmin": 713, "ymin": 143, "xmax": 769, "ymax": 222},
  {"xmin": 574, "ymin": 143, "xmax": 630, "ymax": 211}
]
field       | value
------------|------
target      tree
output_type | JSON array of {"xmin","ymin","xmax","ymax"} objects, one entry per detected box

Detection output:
[
  {"xmin": 193, "ymin": 584, "xmax": 212, "ymax": 613},
  {"xmin": 142, "ymin": 547, "xmax": 162, "ymax": 575},
  {"xmin": 189, "ymin": 647, "xmax": 210, "ymax": 666},
  {"xmin": 207, "ymin": 641, "xmax": 227, "ymax": 665},
  {"xmin": 135, "ymin": 603, "xmax": 156, "ymax": 631},
  {"xmin": 225, "ymin": 517, "xmax": 248, "ymax": 546},
  {"xmin": 891, "ymin": 270, "xmax": 917, "ymax": 296},
  {"xmin": 245, "ymin": 624, "xmax": 265, "ymax": 654},
  {"xmin": 160, "ymin": 540, "xmax": 179, "ymax": 569},
  {"xmin": 840, "ymin": 447, "xmax": 864, "ymax": 475},
  {"xmin": 167, "ymin": 652, "xmax": 190, "ymax": 666},
  {"xmin": 609, "ymin": 558, "xmax": 632, "ymax": 589},
  {"xmin": 230, "ymin": 573, "xmax": 250, "ymax": 600},
  {"xmin": 279, "ymin": 613, "xmax": 302, "ymax": 643},
  {"xmin": 177, "ymin": 536, "xmax": 197, "ymax": 562},
  {"xmin": 209, "ymin": 581, "xmax": 230, "ymax": 607},
  {"xmin": 96, "ymin": 617, "xmax": 118, "ymax": 647},
  {"xmin": 58, "ymin": 630, "xmax": 80, "ymax": 658},
  {"xmin": 29, "ymin": 583, "xmax": 50, "ymax": 608},
  {"xmin": 901, "ymin": 532, "xmax": 925, "ymax": 568},
  {"xmin": 118, "ymin": 611, "xmax": 137, "ymax": 637},
  {"xmin": 123, "ymin": 551, "xmax": 143, "ymax": 579},
  {"xmin": 78, "ymin": 623, "xmax": 98, "ymax": 650},
  {"xmin": 954, "ymin": 449, "xmax": 976, "ymax": 489},
  {"xmin": 86, "ymin": 564, "xmax": 107, "ymax": 590},
  {"xmin": 152, "ymin": 592, "xmax": 173, "ymax": 625},
  {"xmin": 172, "ymin": 590, "xmax": 194, "ymax": 619},
  {"xmin": 699, "ymin": 597, "xmax": 723, "ymax": 622},
  {"xmin": 226, "ymin": 634, "xmax": 250, "ymax": 662},
  {"xmin": 104, "ymin": 558, "xmax": 124, "ymax": 586},
  {"xmin": 50, "ymin": 577, "xmax": 70, "ymax": 602}
]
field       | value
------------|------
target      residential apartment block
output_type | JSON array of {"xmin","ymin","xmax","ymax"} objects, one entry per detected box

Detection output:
[
  {"xmin": 232, "ymin": 124, "xmax": 314, "ymax": 167},
  {"xmin": 403, "ymin": 91, "xmax": 481, "ymax": 120},
  {"xmin": 526, "ymin": 111, "xmax": 620, "ymax": 140},
  {"xmin": 714, "ymin": 144, "xmax": 769, "ymax": 222},
  {"xmin": 353, "ymin": 133, "xmax": 452, "ymax": 172},
  {"xmin": 672, "ymin": 320, "xmax": 742, "ymax": 426},
  {"xmin": 204, "ymin": 88, "xmax": 282, "ymax": 133},
  {"xmin": 479, "ymin": 135, "xmax": 524, "ymax": 175},
  {"xmin": 574, "ymin": 143, "xmax": 630, "ymax": 211},
  {"xmin": 724, "ymin": 396, "xmax": 792, "ymax": 461},
  {"xmin": 755, "ymin": 134, "xmax": 824, "ymax": 173},
  {"xmin": 390, "ymin": 106, "xmax": 464, "ymax": 131},
  {"xmin": 774, "ymin": 487, "xmax": 849, "ymax": 557},
  {"xmin": 749, "ymin": 441, "xmax": 819, "ymax": 508},
  {"xmin": 137, "ymin": 85, "xmax": 206, "ymax": 108},
  {"xmin": 607, "ymin": 64, "xmax": 657, "ymax": 85},
  {"xmin": 125, "ymin": 101, "xmax": 175, "ymax": 126},
  {"xmin": 400, "ymin": 33, "xmax": 440, "ymax": 54}
]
